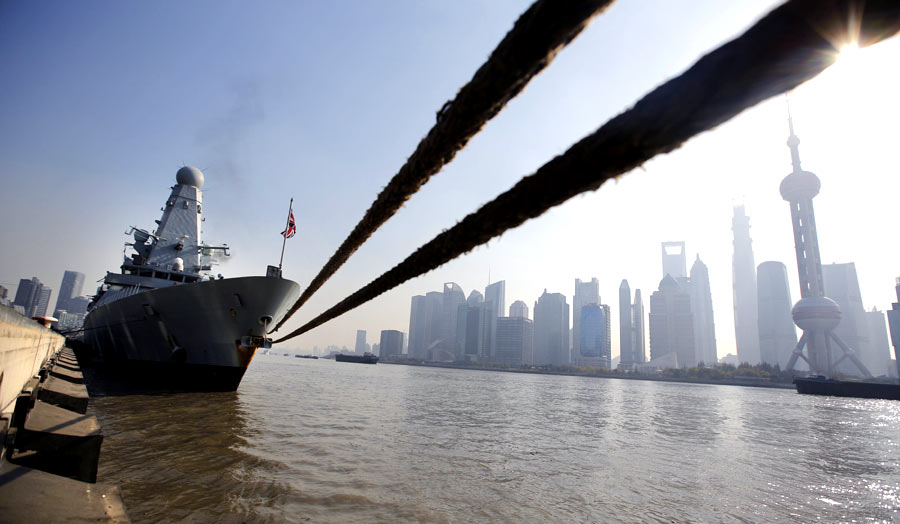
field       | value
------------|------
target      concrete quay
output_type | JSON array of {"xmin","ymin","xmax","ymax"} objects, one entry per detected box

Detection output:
[
  {"xmin": 1, "ymin": 308, "xmax": 130, "ymax": 523},
  {"xmin": 38, "ymin": 376, "xmax": 90, "ymax": 414},
  {"xmin": 13, "ymin": 399, "xmax": 104, "ymax": 483},
  {"xmin": 0, "ymin": 460, "xmax": 129, "ymax": 524},
  {"xmin": 48, "ymin": 363, "xmax": 85, "ymax": 385},
  {"xmin": 0, "ymin": 305, "xmax": 65, "ymax": 420}
]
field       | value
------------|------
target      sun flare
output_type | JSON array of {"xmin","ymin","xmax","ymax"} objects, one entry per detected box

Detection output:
[
  {"xmin": 814, "ymin": 38, "xmax": 885, "ymax": 96},
  {"xmin": 837, "ymin": 41, "xmax": 861, "ymax": 64}
]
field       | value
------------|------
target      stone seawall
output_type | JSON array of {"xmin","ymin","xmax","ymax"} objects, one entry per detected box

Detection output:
[
  {"xmin": 0, "ymin": 344, "xmax": 131, "ymax": 522},
  {"xmin": 0, "ymin": 305, "xmax": 65, "ymax": 416}
]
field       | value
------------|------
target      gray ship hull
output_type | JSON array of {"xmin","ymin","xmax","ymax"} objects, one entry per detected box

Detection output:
[{"xmin": 83, "ymin": 276, "xmax": 299, "ymax": 391}]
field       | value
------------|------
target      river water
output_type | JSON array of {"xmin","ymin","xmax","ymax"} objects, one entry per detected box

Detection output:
[{"xmin": 89, "ymin": 356, "xmax": 900, "ymax": 523}]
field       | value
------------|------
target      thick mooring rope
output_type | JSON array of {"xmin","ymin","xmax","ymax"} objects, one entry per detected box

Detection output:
[
  {"xmin": 275, "ymin": 0, "xmax": 900, "ymax": 343},
  {"xmin": 275, "ymin": 0, "xmax": 615, "ymax": 330}
]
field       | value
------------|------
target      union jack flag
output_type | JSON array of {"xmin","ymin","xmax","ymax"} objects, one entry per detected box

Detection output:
[{"xmin": 281, "ymin": 210, "xmax": 296, "ymax": 239}]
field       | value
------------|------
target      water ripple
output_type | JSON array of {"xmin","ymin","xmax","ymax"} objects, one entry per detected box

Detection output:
[{"xmin": 91, "ymin": 358, "xmax": 900, "ymax": 523}]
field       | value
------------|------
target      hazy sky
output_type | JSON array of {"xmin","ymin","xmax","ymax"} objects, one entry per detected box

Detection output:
[{"xmin": 2, "ymin": 1, "xmax": 898, "ymax": 358}]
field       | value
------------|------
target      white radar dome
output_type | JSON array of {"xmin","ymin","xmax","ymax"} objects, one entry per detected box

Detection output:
[{"xmin": 176, "ymin": 166, "xmax": 205, "ymax": 188}]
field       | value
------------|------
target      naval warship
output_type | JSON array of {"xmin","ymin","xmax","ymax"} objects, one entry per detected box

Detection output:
[{"xmin": 82, "ymin": 166, "xmax": 299, "ymax": 391}]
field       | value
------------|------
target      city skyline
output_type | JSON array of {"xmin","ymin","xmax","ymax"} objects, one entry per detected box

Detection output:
[{"xmin": 2, "ymin": 2, "xmax": 898, "ymax": 357}]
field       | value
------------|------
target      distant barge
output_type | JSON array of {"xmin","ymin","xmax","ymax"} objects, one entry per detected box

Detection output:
[
  {"xmin": 794, "ymin": 376, "xmax": 900, "ymax": 401},
  {"xmin": 335, "ymin": 352, "xmax": 378, "ymax": 364}
]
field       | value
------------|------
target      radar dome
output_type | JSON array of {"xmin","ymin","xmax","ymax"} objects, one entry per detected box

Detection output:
[{"xmin": 176, "ymin": 166, "xmax": 205, "ymax": 188}]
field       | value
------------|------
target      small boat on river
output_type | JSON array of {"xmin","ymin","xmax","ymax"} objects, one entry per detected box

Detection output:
[
  {"xmin": 794, "ymin": 376, "xmax": 900, "ymax": 401},
  {"xmin": 335, "ymin": 352, "xmax": 378, "ymax": 364}
]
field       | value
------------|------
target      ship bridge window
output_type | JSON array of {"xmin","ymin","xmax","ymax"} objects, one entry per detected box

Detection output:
[{"xmin": 139, "ymin": 269, "xmax": 153, "ymax": 278}]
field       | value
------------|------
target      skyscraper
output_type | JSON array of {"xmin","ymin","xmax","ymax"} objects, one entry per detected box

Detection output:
[
  {"xmin": 379, "ymin": 330, "xmax": 405, "ymax": 359},
  {"xmin": 408, "ymin": 295, "xmax": 427, "ymax": 359},
  {"xmin": 757, "ymin": 261, "xmax": 798, "ymax": 368},
  {"xmin": 55, "ymin": 270, "xmax": 85, "ymax": 314},
  {"xmin": 619, "ymin": 280, "xmax": 634, "ymax": 368},
  {"xmin": 13, "ymin": 278, "xmax": 38, "ymax": 314},
  {"xmin": 440, "ymin": 282, "xmax": 466, "ymax": 361},
  {"xmin": 484, "ymin": 280, "xmax": 506, "ymax": 357},
  {"xmin": 732, "ymin": 205, "xmax": 760, "ymax": 365},
  {"xmin": 780, "ymin": 116, "xmax": 869, "ymax": 376},
  {"xmin": 354, "ymin": 330, "xmax": 368, "ymax": 354},
  {"xmin": 579, "ymin": 304, "xmax": 611, "ymax": 368},
  {"xmin": 533, "ymin": 290, "xmax": 569, "ymax": 366},
  {"xmin": 573, "ymin": 278, "xmax": 600, "ymax": 359},
  {"xmin": 822, "ymin": 263, "xmax": 877, "ymax": 376},
  {"xmin": 13, "ymin": 277, "xmax": 52, "ymax": 318},
  {"xmin": 886, "ymin": 279, "xmax": 900, "ymax": 379},
  {"xmin": 509, "ymin": 300, "xmax": 529, "ymax": 319},
  {"xmin": 424, "ymin": 291, "xmax": 444, "ymax": 359},
  {"xmin": 661, "ymin": 242, "xmax": 687, "ymax": 279},
  {"xmin": 689, "ymin": 256, "xmax": 717, "ymax": 366},
  {"xmin": 865, "ymin": 307, "xmax": 892, "ymax": 377},
  {"xmin": 35, "ymin": 287, "xmax": 51, "ymax": 318},
  {"xmin": 496, "ymin": 317, "xmax": 533, "ymax": 366},
  {"xmin": 633, "ymin": 289, "xmax": 646, "ymax": 364},
  {"xmin": 456, "ymin": 290, "xmax": 487, "ymax": 361},
  {"xmin": 649, "ymin": 275, "xmax": 695, "ymax": 368}
]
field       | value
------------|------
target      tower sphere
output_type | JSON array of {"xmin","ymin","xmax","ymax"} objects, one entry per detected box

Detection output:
[
  {"xmin": 792, "ymin": 296, "xmax": 841, "ymax": 331},
  {"xmin": 176, "ymin": 166, "xmax": 205, "ymax": 188},
  {"xmin": 779, "ymin": 170, "xmax": 820, "ymax": 202}
]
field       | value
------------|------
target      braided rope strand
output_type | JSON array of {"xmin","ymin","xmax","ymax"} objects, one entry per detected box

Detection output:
[
  {"xmin": 275, "ymin": 0, "xmax": 900, "ymax": 343},
  {"xmin": 275, "ymin": 0, "xmax": 615, "ymax": 329}
]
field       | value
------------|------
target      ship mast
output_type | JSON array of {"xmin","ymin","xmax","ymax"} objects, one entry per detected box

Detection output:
[{"xmin": 279, "ymin": 198, "xmax": 294, "ymax": 270}]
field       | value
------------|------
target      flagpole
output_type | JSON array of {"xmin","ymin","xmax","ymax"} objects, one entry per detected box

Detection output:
[{"xmin": 279, "ymin": 198, "xmax": 293, "ymax": 270}]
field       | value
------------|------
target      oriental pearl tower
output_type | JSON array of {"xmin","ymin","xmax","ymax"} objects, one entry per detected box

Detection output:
[{"xmin": 781, "ymin": 113, "xmax": 870, "ymax": 377}]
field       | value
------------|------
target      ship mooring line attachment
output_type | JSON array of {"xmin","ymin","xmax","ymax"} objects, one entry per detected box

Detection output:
[
  {"xmin": 275, "ymin": 0, "xmax": 615, "ymax": 330},
  {"xmin": 274, "ymin": 0, "xmax": 900, "ymax": 343}
]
